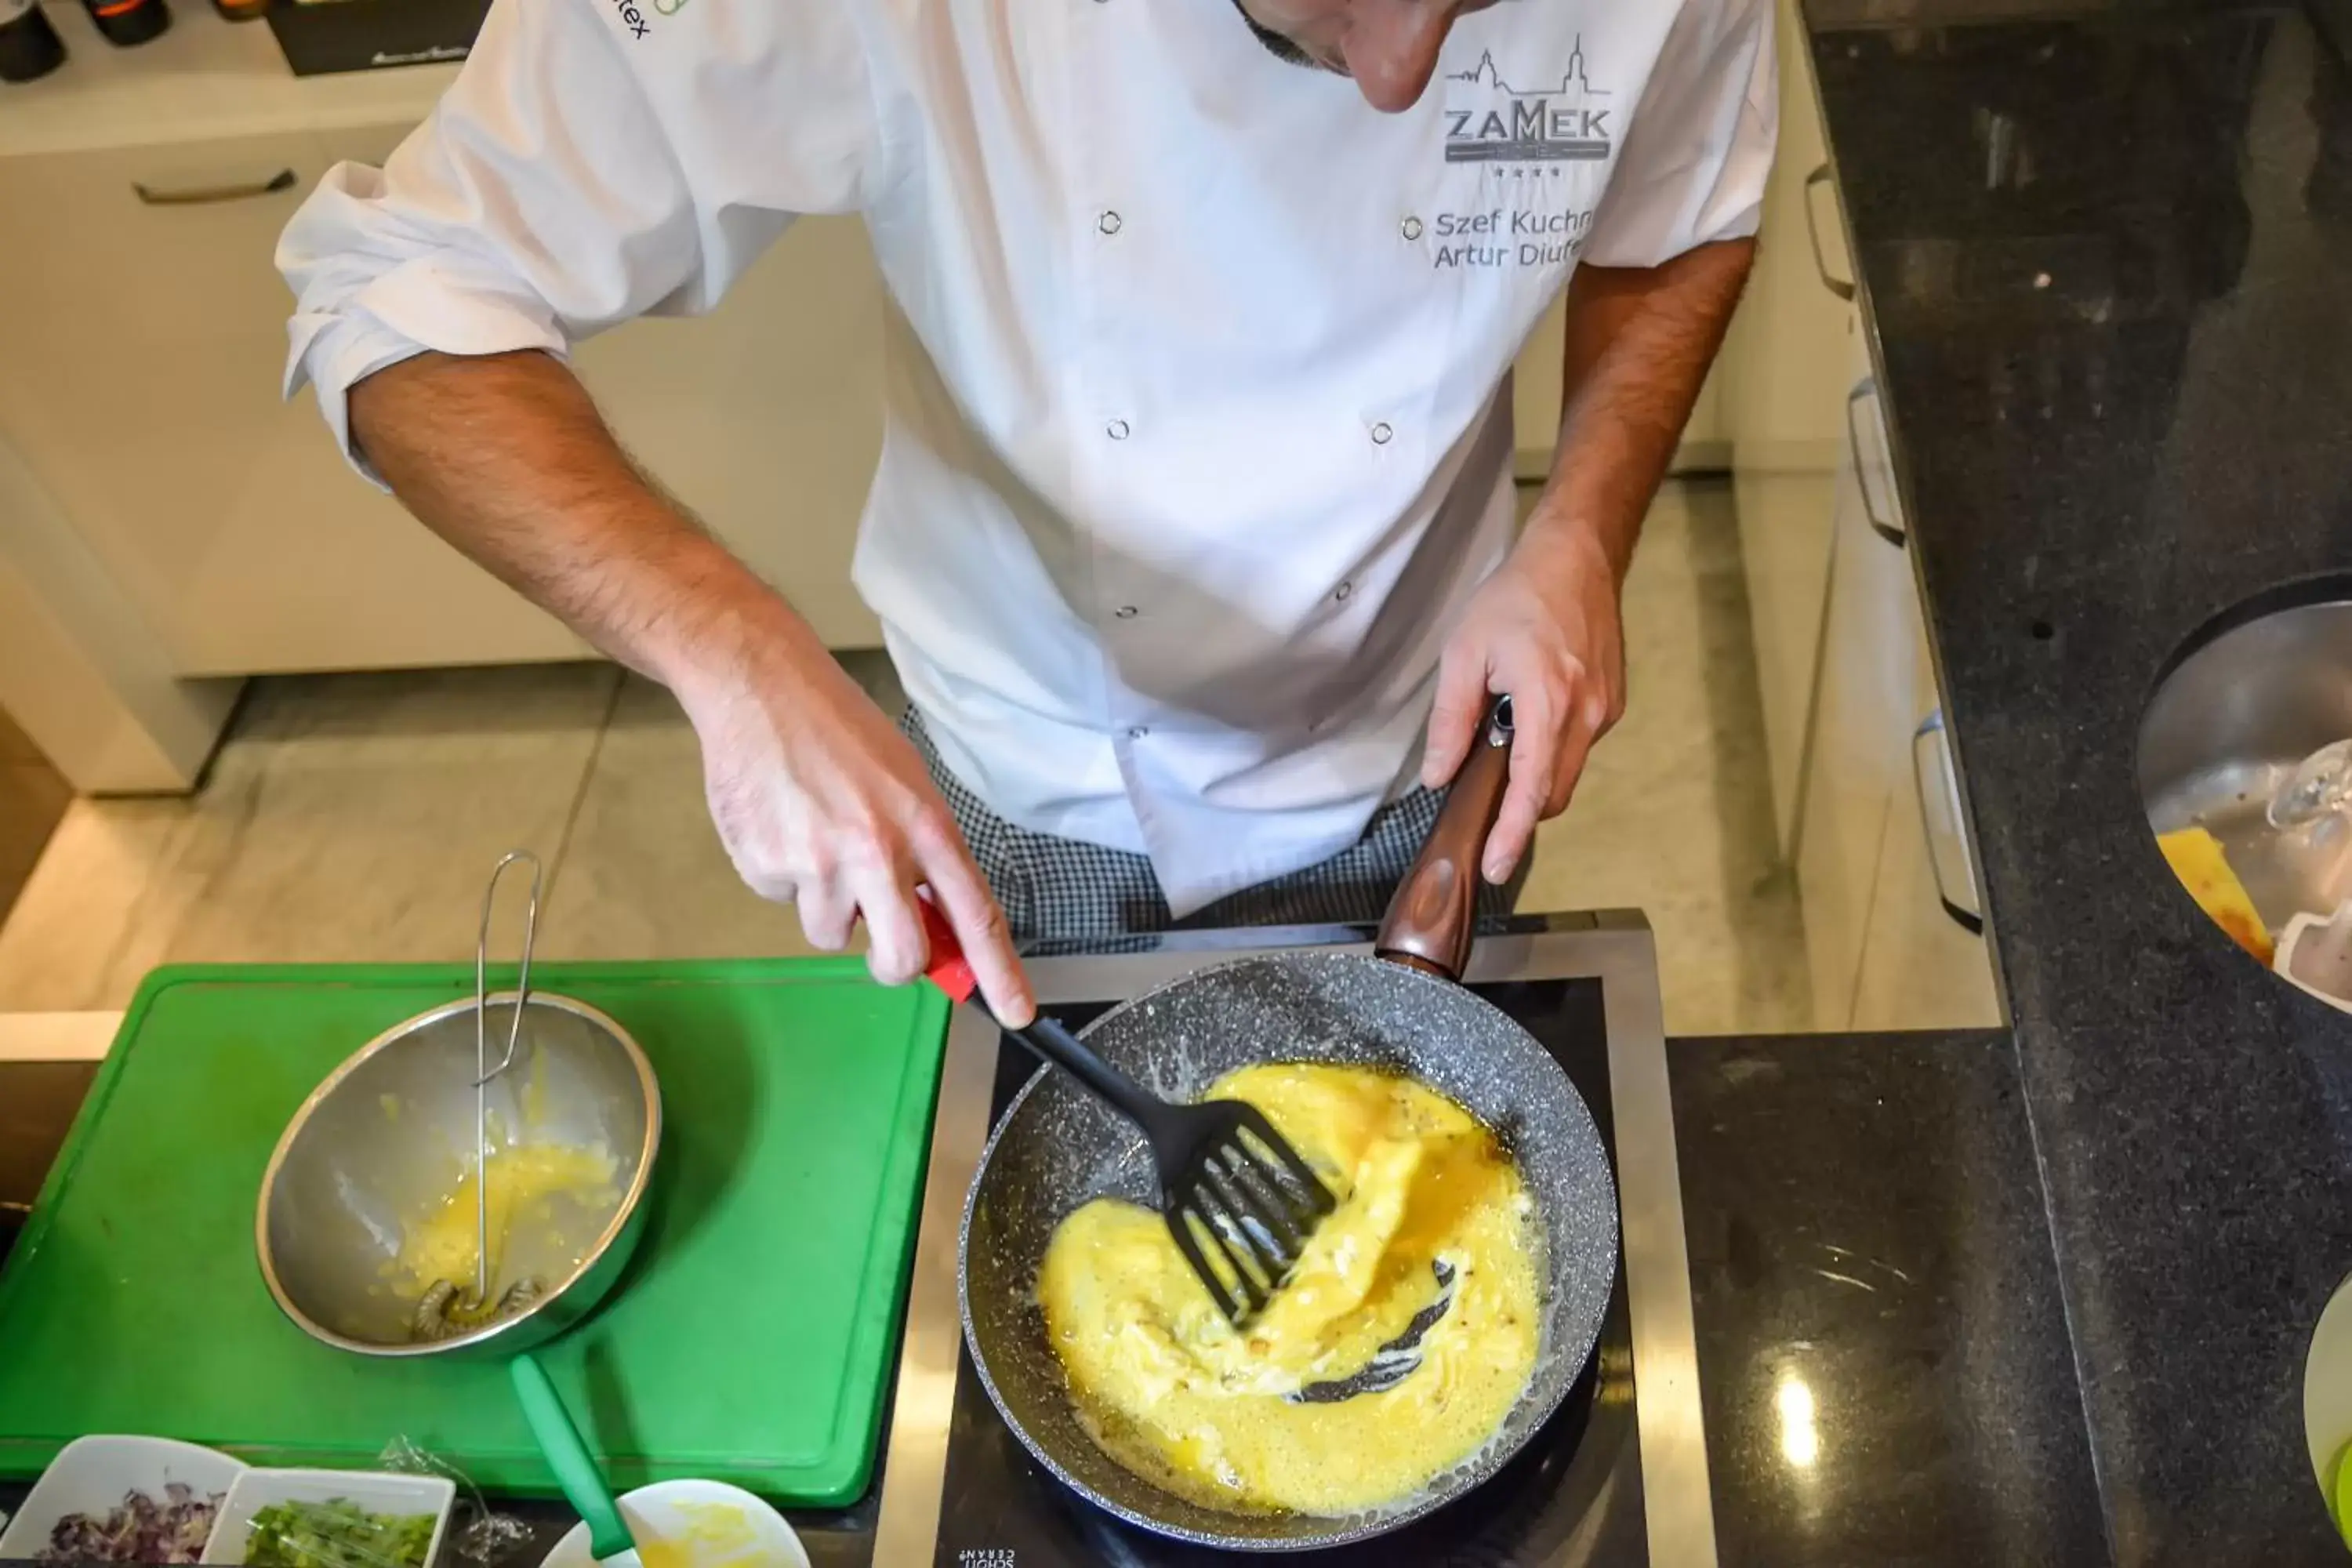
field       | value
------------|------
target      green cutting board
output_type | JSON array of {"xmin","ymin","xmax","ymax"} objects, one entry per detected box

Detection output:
[{"xmin": 0, "ymin": 960, "xmax": 950, "ymax": 1506}]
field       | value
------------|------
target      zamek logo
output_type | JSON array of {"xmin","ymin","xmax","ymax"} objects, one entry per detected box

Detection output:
[{"xmin": 1443, "ymin": 43, "xmax": 1612, "ymax": 165}]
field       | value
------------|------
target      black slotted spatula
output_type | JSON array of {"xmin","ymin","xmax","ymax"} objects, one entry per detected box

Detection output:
[{"xmin": 919, "ymin": 904, "xmax": 1339, "ymax": 1323}]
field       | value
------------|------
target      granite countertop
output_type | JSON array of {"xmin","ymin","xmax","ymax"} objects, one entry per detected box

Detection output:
[
  {"xmin": 1671, "ymin": 1030, "xmax": 2105, "ymax": 1565},
  {"xmin": 1805, "ymin": 2, "xmax": 2352, "ymax": 1559}
]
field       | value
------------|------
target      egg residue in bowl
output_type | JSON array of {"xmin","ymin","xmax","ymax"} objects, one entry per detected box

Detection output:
[
  {"xmin": 1036, "ymin": 1062, "xmax": 1540, "ymax": 1517},
  {"xmin": 390, "ymin": 1142, "xmax": 618, "ymax": 1290},
  {"xmin": 635, "ymin": 1501, "xmax": 776, "ymax": 1568}
]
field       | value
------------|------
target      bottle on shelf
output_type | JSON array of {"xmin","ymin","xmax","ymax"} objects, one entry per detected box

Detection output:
[
  {"xmin": 209, "ymin": 0, "xmax": 263, "ymax": 22},
  {"xmin": 0, "ymin": 0, "xmax": 65, "ymax": 80},
  {"xmin": 81, "ymin": 0, "xmax": 167, "ymax": 47}
]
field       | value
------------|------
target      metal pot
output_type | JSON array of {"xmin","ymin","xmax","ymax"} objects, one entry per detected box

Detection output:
[
  {"xmin": 956, "ymin": 701, "xmax": 1621, "ymax": 1550},
  {"xmin": 2139, "ymin": 586, "xmax": 2352, "ymax": 936}
]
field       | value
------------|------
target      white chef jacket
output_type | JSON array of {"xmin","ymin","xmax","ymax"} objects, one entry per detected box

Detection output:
[{"xmin": 278, "ymin": 0, "xmax": 1777, "ymax": 916}]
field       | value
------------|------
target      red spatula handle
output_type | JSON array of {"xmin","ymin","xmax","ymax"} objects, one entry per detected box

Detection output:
[
  {"xmin": 918, "ymin": 898, "xmax": 981, "ymax": 1004},
  {"xmin": 918, "ymin": 898, "xmax": 1167, "ymax": 1129}
]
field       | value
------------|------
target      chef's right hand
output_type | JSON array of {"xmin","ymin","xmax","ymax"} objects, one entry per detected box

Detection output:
[{"xmin": 673, "ymin": 638, "xmax": 1034, "ymax": 1026}]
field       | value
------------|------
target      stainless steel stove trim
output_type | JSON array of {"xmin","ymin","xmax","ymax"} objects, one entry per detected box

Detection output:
[
  {"xmin": 869, "ymin": 914, "xmax": 1715, "ymax": 1567},
  {"xmin": 869, "ymin": 991, "xmax": 1000, "ymax": 1567},
  {"xmin": 1588, "ymin": 911, "xmax": 1718, "ymax": 1568}
]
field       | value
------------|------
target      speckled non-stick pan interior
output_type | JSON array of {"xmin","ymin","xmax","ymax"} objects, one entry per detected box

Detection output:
[{"xmin": 958, "ymin": 950, "xmax": 1619, "ymax": 1551}]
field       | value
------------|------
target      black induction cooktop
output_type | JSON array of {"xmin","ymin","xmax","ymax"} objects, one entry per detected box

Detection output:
[{"xmin": 932, "ymin": 977, "xmax": 1646, "ymax": 1567}]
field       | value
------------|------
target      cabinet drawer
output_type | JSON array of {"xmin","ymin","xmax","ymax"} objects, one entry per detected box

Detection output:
[
  {"xmin": 1725, "ymin": 0, "xmax": 1857, "ymax": 853},
  {"xmin": 1805, "ymin": 342, "xmax": 2002, "ymax": 1032},
  {"xmin": 1718, "ymin": 0, "xmax": 1857, "ymax": 471},
  {"xmin": 1794, "ymin": 312, "xmax": 1925, "ymax": 1027},
  {"xmin": 1851, "ymin": 593, "xmax": 2002, "ymax": 1030},
  {"xmin": 1795, "ymin": 390, "xmax": 1911, "ymax": 1028},
  {"xmin": 1736, "ymin": 466, "xmax": 1836, "ymax": 856}
]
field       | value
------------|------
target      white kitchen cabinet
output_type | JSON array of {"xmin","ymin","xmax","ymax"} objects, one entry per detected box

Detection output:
[
  {"xmin": 1719, "ymin": 0, "xmax": 1856, "ymax": 473},
  {"xmin": 0, "ymin": 129, "xmax": 352, "ymax": 681},
  {"xmin": 0, "ymin": 121, "xmax": 884, "ymax": 684},
  {"xmin": 1722, "ymin": 0, "xmax": 1998, "ymax": 1033},
  {"xmin": 158, "ymin": 120, "xmax": 590, "ymax": 673},
  {"xmin": 1515, "ymin": 0, "xmax": 1849, "ymax": 478},
  {"xmin": 0, "ymin": 426, "xmax": 239, "ymax": 793},
  {"xmin": 1850, "ymin": 597, "xmax": 2002, "ymax": 1031},
  {"xmin": 1802, "ymin": 347, "xmax": 2002, "ymax": 1031},
  {"xmin": 1738, "ymin": 463, "xmax": 1839, "ymax": 858},
  {"xmin": 1531, "ymin": 0, "xmax": 1853, "ymax": 855},
  {"xmin": 1721, "ymin": 0, "xmax": 1856, "ymax": 856},
  {"xmin": 0, "ymin": 122, "xmax": 884, "ymax": 686},
  {"xmin": 0, "ymin": 8, "xmax": 881, "ymax": 785},
  {"xmin": 1795, "ymin": 375, "xmax": 1912, "ymax": 1028}
]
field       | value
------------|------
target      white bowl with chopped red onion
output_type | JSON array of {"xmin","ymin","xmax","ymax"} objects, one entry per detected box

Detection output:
[{"xmin": 0, "ymin": 1436, "xmax": 245, "ymax": 1564}]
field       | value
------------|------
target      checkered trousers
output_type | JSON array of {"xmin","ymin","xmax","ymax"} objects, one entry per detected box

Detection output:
[{"xmin": 902, "ymin": 706, "xmax": 1524, "ymax": 949}]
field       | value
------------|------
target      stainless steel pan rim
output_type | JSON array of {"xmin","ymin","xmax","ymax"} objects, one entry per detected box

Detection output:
[{"xmin": 956, "ymin": 948, "xmax": 1621, "ymax": 1552}]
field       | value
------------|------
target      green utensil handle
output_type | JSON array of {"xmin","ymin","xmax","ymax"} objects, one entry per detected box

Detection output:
[{"xmin": 511, "ymin": 1351, "xmax": 636, "ymax": 1561}]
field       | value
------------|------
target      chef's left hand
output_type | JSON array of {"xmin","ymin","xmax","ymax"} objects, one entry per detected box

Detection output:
[{"xmin": 1421, "ymin": 521, "xmax": 1627, "ymax": 884}]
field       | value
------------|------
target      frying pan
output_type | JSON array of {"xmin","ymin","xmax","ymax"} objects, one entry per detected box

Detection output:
[{"xmin": 956, "ymin": 700, "xmax": 1621, "ymax": 1551}]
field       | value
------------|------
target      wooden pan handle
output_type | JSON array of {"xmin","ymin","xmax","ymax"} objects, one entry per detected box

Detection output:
[{"xmin": 1376, "ymin": 696, "xmax": 1515, "ymax": 981}]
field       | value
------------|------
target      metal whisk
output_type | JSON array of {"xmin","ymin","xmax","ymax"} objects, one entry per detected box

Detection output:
[{"xmin": 412, "ymin": 850, "xmax": 552, "ymax": 1341}]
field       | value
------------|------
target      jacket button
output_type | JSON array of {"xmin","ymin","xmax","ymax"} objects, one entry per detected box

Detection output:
[
  {"xmin": 1401, "ymin": 216, "xmax": 1424, "ymax": 241},
  {"xmin": 1099, "ymin": 211, "xmax": 1123, "ymax": 235},
  {"xmin": 1114, "ymin": 605, "xmax": 1138, "ymax": 619},
  {"xmin": 1107, "ymin": 419, "xmax": 1131, "ymax": 440},
  {"xmin": 1370, "ymin": 422, "xmax": 1393, "ymax": 445}
]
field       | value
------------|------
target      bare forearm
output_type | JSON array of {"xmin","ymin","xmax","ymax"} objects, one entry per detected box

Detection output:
[
  {"xmin": 1421, "ymin": 239, "xmax": 1753, "ymax": 856},
  {"xmin": 348, "ymin": 348, "xmax": 1031, "ymax": 1014},
  {"xmin": 1525, "ymin": 238, "xmax": 1756, "ymax": 578},
  {"xmin": 347, "ymin": 349, "xmax": 819, "ymax": 699}
]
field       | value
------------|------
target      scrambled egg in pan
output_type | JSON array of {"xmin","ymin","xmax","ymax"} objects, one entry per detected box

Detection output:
[{"xmin": 1038, "ymin": 1063, "xmax": 1540, "ymax": 1517}]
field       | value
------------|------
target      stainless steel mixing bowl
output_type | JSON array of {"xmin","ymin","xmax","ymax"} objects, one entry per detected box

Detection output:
[
  {"xmin": 2140, "ymin": 590, "xmax": 2352, "ymax": 935},
  {"xmin": 257, "ymin": 992, "xmax": 661, "ymax": 1358}
]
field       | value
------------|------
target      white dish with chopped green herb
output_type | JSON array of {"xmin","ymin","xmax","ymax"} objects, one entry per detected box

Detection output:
[
  {"xmin": 200, "ymin": 1469, "xmax": 453, "ymax": 1568},
  {"xmin": 0, "ymin": 1435, "xmax": 245, "ymax": 1564}
]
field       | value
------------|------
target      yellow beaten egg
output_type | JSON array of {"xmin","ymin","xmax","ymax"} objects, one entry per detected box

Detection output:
[
  {"xmin": 392, "ymin": 1141, "xmax": 619, "ymax": 1296},
  {"xmin": 1036, "ymin": 1063, "xmax": 1540, "ymax": 1517}
]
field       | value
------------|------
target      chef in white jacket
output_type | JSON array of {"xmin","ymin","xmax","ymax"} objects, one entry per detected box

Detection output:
[{"xmin": 278, "ymin": 0, "xmax": 1775, "ymax": 1025}]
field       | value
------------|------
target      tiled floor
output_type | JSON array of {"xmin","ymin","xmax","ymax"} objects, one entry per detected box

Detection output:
[
  {"xmin": 0, "ymin": 479, "xmax": 1809, "ymax": 1034},
  {"xmin": 0, "ymin": 712, "xmax": 71, "ymax": 926},
  {"xmin": 1519, "ymin": 478, "xmax": 1811, "ymax": 1033}
]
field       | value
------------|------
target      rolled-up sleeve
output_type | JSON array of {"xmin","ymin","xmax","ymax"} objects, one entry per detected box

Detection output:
[
  {"xmin": 277, "ymin": 0, "xmax": 873, "ymax": 477},
  {"xmin": 1581, "ymin": 0, "xmax": 1777, "ymax": 269}
]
